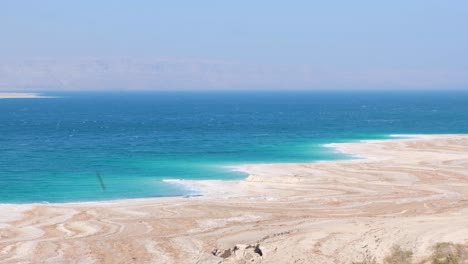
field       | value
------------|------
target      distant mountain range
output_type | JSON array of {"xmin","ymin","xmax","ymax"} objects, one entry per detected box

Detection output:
[
  {"xmin": 0, "ymin": 58, "xmax": 465, "ymax": 90},
  {"xmin": 0, "ymin": 58, "xmax": 318, "ymax": 90}
]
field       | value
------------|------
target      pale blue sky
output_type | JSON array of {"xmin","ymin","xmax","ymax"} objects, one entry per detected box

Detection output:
[{"xmin": 1, "ymin": 1, "xmax": 468, "ymax": 90}]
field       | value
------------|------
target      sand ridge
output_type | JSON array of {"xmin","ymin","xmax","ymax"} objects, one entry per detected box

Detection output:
[{"xmin": 0, "ymin": 135, "xmax": 467, "ymax": 263}]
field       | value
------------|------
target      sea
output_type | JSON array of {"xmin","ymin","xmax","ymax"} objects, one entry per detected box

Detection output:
[{"xmin": 1, "ymin": 91, "xmax": 468, "ymax": 203}]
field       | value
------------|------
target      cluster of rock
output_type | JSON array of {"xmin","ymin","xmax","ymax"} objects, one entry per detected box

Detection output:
[{"xmin": 212, "ymin": 243, "xmax": 264, "ymax": 263}]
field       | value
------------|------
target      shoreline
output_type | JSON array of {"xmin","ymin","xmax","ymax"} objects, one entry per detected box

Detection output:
[
  {"xmin": 0, "ymin": 133, "xmax": 419, "ymax": 206},
  {"xmin": 0, "ymin": 92, "xmax": 51, "ymax": 99},
  {"xmin": 0, "ymin": 134, "xmax": 467, "ymax": 263},
  {"xmin": 0, "ymin": 134, "xmax": 454, "ymax": 206}
]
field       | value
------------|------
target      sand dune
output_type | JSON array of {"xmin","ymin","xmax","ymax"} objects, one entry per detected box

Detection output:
[{"xmin": 0, "ymin": 135, "xmax": 467, "ymax": 263}]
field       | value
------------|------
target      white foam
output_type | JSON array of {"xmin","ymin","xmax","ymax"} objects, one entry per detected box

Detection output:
[
  {"xmin": 221, "ymin": 165, "xmax": 250, "ymax": 173},
  {"xmin": 161, "ymin": 179, "xmax": 202, "ymax": 196}
]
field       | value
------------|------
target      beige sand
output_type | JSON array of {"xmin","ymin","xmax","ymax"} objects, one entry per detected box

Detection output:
[
  {"xmin": 0, "ymin": 135, "xmax": 467, "ymax": 263},
  {"xmin": 0, "ymin": 93, "xmax": 48, "ymax": 99}
]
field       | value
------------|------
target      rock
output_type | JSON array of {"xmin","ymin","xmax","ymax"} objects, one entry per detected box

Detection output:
[
  {"xmin": 213, "ymin": 243, "xmax": 264, "ymax": 263},
  {"xmin": 212, "ymin": 248, "xmax": 233, "ymax": 258}
]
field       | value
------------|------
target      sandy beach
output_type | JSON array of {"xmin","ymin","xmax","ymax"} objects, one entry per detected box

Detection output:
[
  {"xmin": 0, "ymin": 93, "xmax": 49, "ymax": 99},
  {"xmin": 0, "ymin": 135, "xmax": 467, "ymax": 263}
]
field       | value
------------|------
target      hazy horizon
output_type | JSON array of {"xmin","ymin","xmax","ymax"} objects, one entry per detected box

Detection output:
[{"xmin": 1, "ymin": 1, "xmax": 468, "ymax": 91}]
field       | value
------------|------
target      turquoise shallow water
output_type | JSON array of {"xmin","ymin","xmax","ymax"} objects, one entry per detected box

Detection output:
[{"xmin": 1, "ymin": 91, "xmax": 468, "ymax": 203}]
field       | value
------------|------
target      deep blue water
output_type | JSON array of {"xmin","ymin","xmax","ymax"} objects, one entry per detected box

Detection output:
[{"xmin": 1, "ymin": 91, "xmax": 468, "ymax": 203}]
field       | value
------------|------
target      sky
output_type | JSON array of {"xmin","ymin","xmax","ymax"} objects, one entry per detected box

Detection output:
[{"xmin": 1, "ymin": 0, "xmax": 468, "ymax": 90}]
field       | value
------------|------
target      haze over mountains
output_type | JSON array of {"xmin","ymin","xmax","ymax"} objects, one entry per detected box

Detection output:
[
  {"xmin": 0, "ymin": 58, "xmax": 316, "ymax": 90},
  {"xmin": 0, "ymin": 58, "xmax": 466, "ymax": 91}
]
